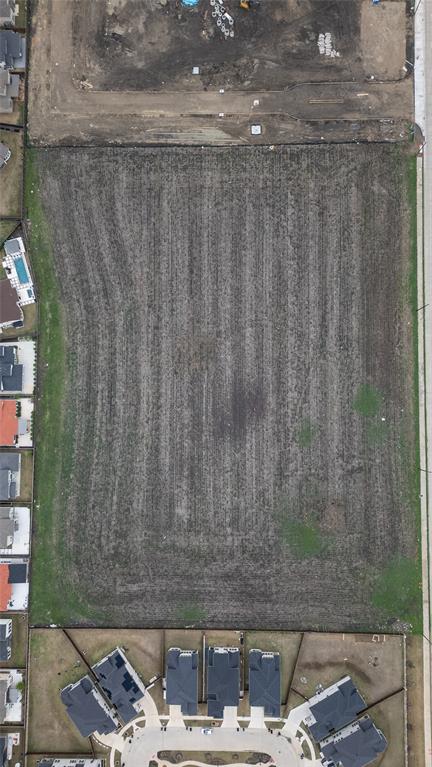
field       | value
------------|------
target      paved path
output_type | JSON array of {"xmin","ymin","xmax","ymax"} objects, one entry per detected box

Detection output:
[{"xmin": 414, "ymin": 0, "xmax": 432, "ymax": 764}]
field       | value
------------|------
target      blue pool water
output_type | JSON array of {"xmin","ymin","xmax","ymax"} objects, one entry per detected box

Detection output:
[
  {"xmin": 181, "ymin": 0, "xmax": 199, "ymax": 5},
  {"xmin": 14, "ymin": 256, "xmax": 30, "ymax": 285}
]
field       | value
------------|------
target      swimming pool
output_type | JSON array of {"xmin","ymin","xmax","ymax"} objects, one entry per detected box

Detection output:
[{"xmin": 14, "ymin": 256, "xmax": 30, "ymax": 285}]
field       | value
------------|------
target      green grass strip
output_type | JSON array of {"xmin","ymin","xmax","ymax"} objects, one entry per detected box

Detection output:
[{"xmin": 26, "ymin": 150, "xmax": 93, "ymax": 624}]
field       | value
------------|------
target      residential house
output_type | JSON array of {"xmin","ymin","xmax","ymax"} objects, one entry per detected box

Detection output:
[
  {"xmin": 3, "ymin": 238, "xmax": 35, "ymax": 306},
  {"xmin": 0, "ymin": 560, "xmax": 28, "ymax": 610},
  {"xmin": 320, "ymin": 716, "xmax": 387, "ymax": 767},
  {"xmin": 0, "ymin": 347, "xmax": 22, "ymax": 392},
  {"xmin": 0, "ymin": 30, "xmax": 26, "ymax": 69},
  {"xmin": 165, "ymin": 647, "xmax": 198, "ymax": 715},
  {"xmin": 304, "ymin": 676, "xmax": 366, "ymax": 742},
  {"xmin": 92, "ymin": 648, "xmax": 145, "ymax": 724},
  {"xmin": 0, "ymin": 1, "xmax": 18, "ymax": 27},
  {"xmin": 0, "ymin": 69, "xmax": 19, "ymax": 113},
  {"xmin": 0, "ymin": 142, "xmax": 11, "ymax": 168},
  {"xmin": 207, "ymin": 647, "xmax": 240, "ymax": 719},
  {"xmin": 0, "ymin": 281, "xmax": 22, "ymax": 331},
  {"xmin": 0, "ymin": 452, "xmax": 20, "ymax": 501},
  {"xmin": 0, "ymin": 342, "xmax": 36, "ymax": 394},
  {"xmin": 0, "ymin": 400, "xmax": 33, "ymax": 447},
  {"xmin": 0, "ymin": 670, "xmax": 23, "ymax": 723},
  {"xmin": 0, "ymin": 737, "xmax": 6, "ymax": 767},
  {"xmin": 61, "ymin": 676, "xmax": 119, "ymax": 738},
  {"xmin": 248, "ymin": 649, "xmax": 280, "ymax": 717},
  {"xmin": 38, "ymin": 761, "xmax": 104, "ymax": 767},
  {"xmin": 0, "ymin": 619, "xmax": 12, "ymax": 661},
  {"xmin": 0, "ymin": 507, "xmax": 30, "ymax": 555}
]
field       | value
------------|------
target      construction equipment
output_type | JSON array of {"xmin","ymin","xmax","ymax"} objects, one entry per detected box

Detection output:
[{"xmin": 240, "ymin": 0, "xmax": 259, "ymax": 9}]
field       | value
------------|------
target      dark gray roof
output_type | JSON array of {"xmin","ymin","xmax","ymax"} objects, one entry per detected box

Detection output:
[
  {"xmin": 0, "ymin": 31, "xmax": 26, "ymax": 69},
  {"xmin": 0, "ymin": 453, "xmax": 20, "ymax": 501},
  {"xmin": 207, "ymin": 647, "xmax": 240, "ymax": 718},
  {"xmin": 249, "ymin": 649, "xmax": 280, "ymax": 717},
  {"xmin": 92, "ymin": 649, "xmax": 144, "ymax": 724},
  {"xmin": 0, "ymin": 679, "xmax": 7, "ymax": 723},
  {"xmin": 0, "ymin": 620, "xmax": 12, "ymax": 662},
  {"xmin": 8, "ymin": 562, "xmax": 27, "ymax": 583},
  {"xmin": 308, "ymin": 677, "xmax": 366, "ymax": 741},
  {"xmin": 0, "ymin": 347, "xmax": 23, "ymax": 392},
  {"xmin": 61, "ymin": 676, "xmax": 117, "ymax": 738},
  {"xmin": 0, "ymin": 142, "xmax": 10, "ymax": 164},
  {"xmin": 166, "ymin": 648, "xmax": 198, "ymax": 715},
  {"xmin": 0, "ymin": 736, "xmax": 6, "ymax": 767},
  {"xmin": 321, "ymin": 716, "xmax": 387, "ymax": 767},
  {"xmin": 0, "ymin": 0, "xmax": 16, "ymax": 25}
]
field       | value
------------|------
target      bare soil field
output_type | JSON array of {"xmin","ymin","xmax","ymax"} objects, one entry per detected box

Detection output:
[
  {"xmin": 72, "ymin": 0, "xmax": 407, "ymax": 92},
  {"xmin": 28, "ymin": 0, "xmax": 413, "ymax": 145},
  {"xmin": 29, "ymin": 143, "xmax": 419, "ymax": 631}
]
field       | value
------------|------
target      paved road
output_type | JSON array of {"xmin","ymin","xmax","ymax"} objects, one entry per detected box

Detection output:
[
  {"xmin": 121, "ymin": 722, "xmax": 308, "ymax": 767},
  {"xmin": 415, "ymin": 0, "xmax": 432, "ymax": 764},
  {"xmin": 97, "ymin": 706, "xmax": 319, "ymax": 767}
]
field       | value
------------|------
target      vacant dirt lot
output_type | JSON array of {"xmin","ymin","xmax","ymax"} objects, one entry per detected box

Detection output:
[
  {"xmin": 72, "ymin": 0, "xmax": 407, "ymax": 92},
  {"xmin": 28, "ymin": 0, "xmax": 412, "ymax": 145},
  {"xmin": 31, "ymin": 144, "xmax": 417, "ymax": 630}
]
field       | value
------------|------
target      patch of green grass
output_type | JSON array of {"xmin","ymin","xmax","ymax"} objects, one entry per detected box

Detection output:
[
  {"xmin": 353, "ymin": 384, "xmax": 383, "ymax": 418},
  {"xmin": 176, "ymin": 604, "xmax": 207, "ymax": 624},
  {"xmin": 280, "ymin": 520, "xmax": 323, "ymax": 558},
  {"xmin": 372, "ymin": 557, "xmax": 422, "ymax": 631},
  {"xmin": 295, "ymin": 418, "xmax": 318, "ymax": 448},
  {"xmin": 26, "ymin": 150, "xmax": 96, "ymax": 625}
]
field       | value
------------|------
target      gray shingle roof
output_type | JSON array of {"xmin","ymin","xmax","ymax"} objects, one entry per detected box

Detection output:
[
  {"xmin": 92, "ymin": 648, "xmax": 144, "ymax": 724},
  {"xmin": 0, "ymin": 679, "xmax": 7, "ymax": 723},
  {"xmin": 0, "ymin": 736, "xmax": 6, "ymax": 767},
  {"xmin": 0, "ymin": 347, "xmax": 23, "ymax": 392},
  {"xmin": 0, "ymin": 620, "xmax": 12, "ymax": 662},
  {"xmin": 321, "ymin": 716, "xmax": 387, "ymax": 767},
  {"xmin": 0, "ymin": 452, "xmax": 20, "ymax": 501},
  {"xmin": 0, "ymin": 31, "xmax": 26, "ymax": 69},
  {"xmin": 308, "ymin": 677, "xmax": 366, "ymax": 741},
  {"xmin": 0, "ymin": 0, "xmax": 16, "ymax": 25},
  {"xmin": 166, "ymin": 648, "xmax": 198, "ymax": 715},
  {"xmin": 248, "ymin": 649, "xmax": 280, "ymax": 717},
  {"xmin": 207, "ymin": 647, "xmax": 240, "ymax": 718},
  {"xmin": 61, "ymin": 676, "xmax": 118, "ymax": 738}
]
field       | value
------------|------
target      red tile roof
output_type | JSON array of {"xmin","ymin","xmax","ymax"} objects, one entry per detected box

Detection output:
[
  {"xmin": 0, "ymin": 399, "xmax": 17, "ymax": 446},
  {"xmin": 0, "ymin": 565, "xmax": 11, "ymax": 611}
]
